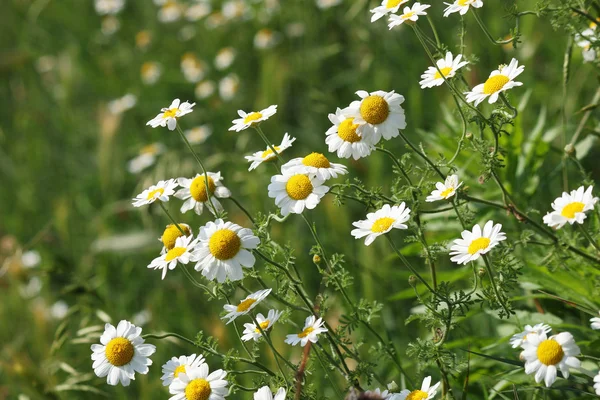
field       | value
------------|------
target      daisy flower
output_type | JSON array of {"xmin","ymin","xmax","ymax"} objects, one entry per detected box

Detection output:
[
  {"xmin": 193, "ymin": 219, "xmax": 260, "ymax": 283},
  {"xmin": 127, "ymin": 142, "xmax": 165, "ymax": 174},
  {"xmin": 91, "ymin": 320, "xmax": 156, "ymax": 386},
  {"xmin": 285, "ymin": 315, "xmax": 328, "ymax": 347},
  {"xmin": 590, "ymin": 312, "xmax": 600, "ymax": 330},
  {"xmin": 397, "ymin": 376, "xmax": 440, "ymax": 400},
  {"xmin": 509, "ymin": 323, "xmax": 552, "ymax": 348},
  {"xmin": 175, "ymin": 172, "xmax": 231, "ymax": 216},
  {"xmin": 343, "ymin": 90, "xmax": 406, "ymax": 144},
  {"xmin": 443, "ymin": 0, "xmax": 483, "ymax": 17},
  {"xmin": 159, "ymin": 223, "xmax": 192, "ymax": 253},
  {"xmin": 229, "ymin": 105, "xmax": 277, "ymax": 132},
  {"xmin": 542, "ymin": 185, "xmax": 598, "ymax": 229},
  {"xmin": 522, "ymin": 331, "xmax": 581, "ymax": 387},
  {"xmin": 185, "ymin": 125, "xmax": 212, "ymax": 145},
  {"xmin": 245, "ymin": 133, "xmax": 296, "ymax": 171},
  {"xmin": 388, "ymin": 3, "xmax": 431, "ymax": 29},
  {"xmin": 241, "ymin": 310, "xmax": 283, "ymax": 342},
  {"xmin": 419, "ymin": 53, "xmax": 468, "ymax": 89},
  {"xmin": 282, "ymin": 152, "xmax": 348, "ymax": 181},
  {"xmin": 449, "ymin": 220, "xmax": 506, "ymax": 265},
  {"xmin": 594, "ymin": 372, "xmax": 600, "ymax": 395},
  {"xmin": 148, "ymin": 235, "xmax": 200, "ymax": 280},
  {"xmin": 425, "ymin": 174, "xmax": 463, "ymax": 202},
  {"xmin": 132, "ymin": 179, "xmax": 178, "ymax": 207},
  {"xmin": 94, "ymin": 0, "xmax": 125, "ymax": 15},
  {"xmin": 141, "ymin": 61, "xmax": 162, "ymax": 85},
  {"xmin": 370, "ymin": 0, "xmax": 409, "ymax": 22},
  {"xmin": 576, "ymin": 28, "xmax": 598, "ymax": 63},
  {"xmin": 168, "ymin": 364, "xmax": 228, "ymax": 400},
  {"xmin": 222, "ymin": 289, "xmax": 271, "ymax": 324},
  {"xmin": 146, "ymin": 98, "xmax": 195, "ymax": 131},
  {"xmin": 351, "ymin": 203, "xmax": 411, "ymax": 246},
  {"xmin": 325, "ymin": 108, "xmax": 376, "ymax": 160},
  {"xmin": 267, "ymin": 173, "xmax": 329, "ymax": 216},
  {"xmin": 464, "ymin": 58, "xmax": 524, "ymax": 106},
  {"xmin": 254, "ymin": 386, "xmax": 286, "ymax": 400},
  {"xmin": 161, "ymin": 353, "xmax": 206, "ymax": 386}
]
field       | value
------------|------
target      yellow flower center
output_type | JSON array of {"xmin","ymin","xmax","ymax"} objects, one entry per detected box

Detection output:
[
  {"xmin": 302, "ymin": 153, "xmax": 331, "ymax": 168},
  {"xmin": 285, "ymin": 175, "xmax": 313, "ymax": 200},
  {"xmin": 255, "ymin": 320, "xmax": 271, "ymax": 333},
  {"xmin": 190, "ymin": 175, "xmax": 216, "ymax": 202},
  {"xmin": 359, "ymin": 95, "xmax": 389, "ymax": 125},
  {"xmin": 458, "ymin": 0, "xmax": 471, "ymax": 5},
  {"xmin": 174, "ymin": 365, "xmax": 186, "ymax": 378},
  {"xmin": 147, "ymin": 188, "xmax": 165, "ymax": 200},
  {"xmin": 185, "ymin": 378, "xmax": 212, "ymax": 400},
  {"xmin": 163, "ymin": 108, "xmax": 179, "ymax": 119},
  {"xmin": 140, "ymin": 143, "xmax": 160, "ymax": 155},
  {"xmin": 261, "ymin": 146, "xmax": 281, "ymax": 159},
  {"xmin": 298, "ymin": 326, "xmax": 314, "ymax": 338},
  {"xmin": 371, "ymin": 217, "xmax": 395, "ymax": 233},
  {"xmin": 402, "ymin": 11, "xmax": 416, "ymax": 19},
  {"xmin": 561, "ymin": 202, "xmax": 585, "ymax": 219},
  {"xmin": 483, "ymin": 75, "xmax": 510, "ymax": 95},
  {"xmin": 104, "ymin": 337, "xmax": 134, "ymax": 367},
  {"xmin": 406, "ymin": 390, "xmax": 429, "ymax": 400},
  {"xmin": 537, "ymin": 339, "xmax": 564, "ymax": 366},
  {"xmin": 467, "ymin": 237, "xmax": 491, "ymax": 255},
  {"xmin": 337, "ymin": 118, "xmax": 361, "ymax": 143},
  {"xmin": 208, "ymin": 229, "xmax": 241, "ymax": 260},
  {"xmin": 165, "ymin": 246, "xmax": 186, "ymax": 262},
  {"xmin": 243, "ymin": 112, "xmax": 263, "ymax": 124},
  {"xmin": 236, "ymin": 298, "xmax": 257, "ymax": 312},
  {"xmin": 440, "ymin": 187, "xmax": 455, "ymax": 198},
  {"xmin": 386, "ymin": 0, "xmax": 404, "ymax": 8},
  {"xmin": 434, "ymin": 66, "xmax": 453, "ymax": 80},
  {"xmin": 162, "ymin": 224, "xmax": 191, "ymax": 250}
]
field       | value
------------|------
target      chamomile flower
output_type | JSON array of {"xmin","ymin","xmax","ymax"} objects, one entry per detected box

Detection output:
[
  {"xmin": 127, "ymin": 142, "xmax": 165, "ymax": 174},
  {"xmin": 285, "ymin": 315, "xmax": 328, "ymax": 347},
  {"xmin": 215, "ymin": 47, "xmax": 236, "ymax": 70},
  {"xmin": 443, "ymin": 0, "xmax": 483, "ymax": 17},
  {"xmin": 141, "ymin": 61, "xmax": 162, "ymax": 85},
  {"xmin": 591, "ymin": 312, "xmax": 600, "ymax": 330},
  {"xmin": 425, "ymin": 174, "xmax": 463, "ymax": 202},
  {"xmin": 219, "ymin": 74, "xmax": 240, "ymax": 101},
  {"xmin": 370, "ymin": 0, "xmax": 409, "ymax": 23},
  {"xmin": 168, "ymin": 364, "xmax": 228, "ymax": 400},
  {"xmin": 229, "ymin": 105, "xmax": 277, "ymax": 132},
  {"xmin": 510, "ymin": 323, "xmax": 552, "ymax": 348},
  {"xmin": 351, "ymin": 203, "xmax": 411, "ymax": 246},
  {"xmin": 146, "ymin": 99, "xmax": 195, "ymax": 131},
  {"xmin": 254, "ymin": 29, "xmax": 280, "ymax": 49},
  {"xmin": 195, "ymin": 80, "xmax": 216, "ymax": 99},
  {"xmin": 241, "ymin": 310, "xmax": 283, "ymax": 342},
  {"xmin": 594, "ymin": 372, "xmax": 600, "ymax": 395},
  {"xmin": 419, "ymin": 53, "xmax": 468, "ymax": 89},
  {"xmin": 282, "ymin": 153, "xmax": 348, "ymax": 181},
  {"xmin": 91, "ymin": 320, "xmax": 156, "ymax": 386},
  {"xmin": 388, "ymin": 3, "xmax": 431, "ymax": 28},
  {"xmin": 132, "ymin": 179, "xmax": 178, "ymax": 207},
  {"xmin": 326, "ymin": 108, "xmax": 376, "ymax": 159},
  {"xmin": 464, "ymin": 58, "xmax": 524, "ymax": 106},
  {"xmin": 108, "ymin": 93, "xmax": 137, "ymax": 114},
  {"xmin": 222, "ymin": 289, "xmax": 271, "ymax": 324},
  {"xmin": 158, "ymin": 1, "xmax": 183, "ymax": 23},
  {"xmin": 397, "ymin": 376, "xmax": 440, "ymax": 400},
  {"xmin": 343, "ymin": 90, "xmax": 407, "ymax": 143},
  {"xmin": 161, "ymin": 354, "xmax": 206, "ymax": 386},
  {"xmin": 185, "ymin": 125, "xmax": 212, "ymax": 145},
  {"xmin": 267, "ymin": 173, "xmax": 329, "ymax": 216},
  {"xmin": 254, "ymin": 386, "xmax": 286, "ymax": 400},
  {"xmin": 180, "ymin": 53, "xmax": 208, "ymax": 83},
  {"xmin": 194, "ymin": 219, "xmax": 260, "ymax": 283},
  {"xmin": 159, "ymin": 223, "xmax": 192, "ymax": 253},
  {"xmin": 95, "ymin": 0, "xmax": 125, "ymax": 15},
  {"xmin": 449, "ymin": 220, "xmax": 506, "ymax": 265},
  {"xmin": 542, "ymin": 185, "xmax": 598, "ymax": 229},
  {"xmin": 175, "ymin": 172, "xmax": 231, "ymax": 216},
  {"xmin": 576, "ymin": 28, "xmax": 598, "ymax": 63},
  {"xmin": 148, "ymin": 235, "xmax": 199, "ymax": 279},
  {"xmin": 245, "ymin": 133, "xmax": 296, "ymax": 171},
  {"xmin": 522, "ymin": 331, "xmax": 581, "ymax": 387}
]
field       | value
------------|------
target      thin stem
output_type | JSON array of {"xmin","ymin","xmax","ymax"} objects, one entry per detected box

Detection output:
[
  {"xmin": 481, "ymin": 254, "xmax": 511, "ymax": 316},
  {"xmin": 254, "ymin": 125, "xmax": 284, "ymax": 165},
  {"xmin": 159, "ymin": 202, "xmax": 185, "ymax": 235},
  {"xmin": 578, "ymin": 224, "xmax": 600, "ymax": 254},
  {"xmin": 227, "ymin": 197, "xmax": 256, "ymax": 225},
  {"xmin": 376, "ymin": 147, "xmax": 413, "ymax": 185},
  {"xmin": 499, "ymin": 93, "xmax": 518, "ymax": 119},
  {"xmin": 471, "ymin": 9, "xmax": 516, "ymax": 45}
]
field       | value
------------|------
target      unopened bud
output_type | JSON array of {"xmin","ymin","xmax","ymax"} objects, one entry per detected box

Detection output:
[
  {"xmin": 466, "ymin": 132, "xmax": 473, "ymax": 140},
  {"xmin": 408, "ymin": 275, "xmax": 417, "ymax": 286},
  {"xmin": 312, "ymin": 254, "xmax": 321, "ymax": 264},
  {"xmin": 478, "ymin": 175, "xmax": 486, "ymax": 185},
  {"xmin": 387, "ymin": 381, "xmax": 398, "ymax": 392},
  {"xmin": 564, "ymin": 143, "xmax": 576, "ymax": 157},
  {"xmin": 478, "ymin": 268, "xmax": 486, "ymax": 277}
]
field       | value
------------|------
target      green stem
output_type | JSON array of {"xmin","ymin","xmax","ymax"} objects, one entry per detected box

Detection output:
[
  {"xmin": 578, "ymin": 224, "xmax": 600, "ymax": 254},
  {"xmin": 254, "ymin": 125, "xmax": 285, "ymax": 166},
  {"xmin": 159, "ymin": 202, "xmax": 185, "ymax": 235},
  {"xmin": 481, "ymin": 254, "xmax": 511, "ymax": 316},
  {"xmin": 471, "ymin": 9, "xmax": 516, "ymax": 45},
  {"xmin": 227, "ymin": 196, "xmax": 256, "ymax": 225},
  {"xmin": 499, "ymin": 93, "xmax": 518, "ymax": 119}
]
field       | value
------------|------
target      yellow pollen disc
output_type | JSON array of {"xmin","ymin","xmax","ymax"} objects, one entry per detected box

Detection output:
[
  {"xmin": 402, "ymin": 11, "xmax": 416, "ymax": 19},
  {"xmin": 434, "ymin": 66, "xmax": 453, "ymax": 80},
  {"xmin": 255, "ymin": 320, "xmax": 271, "ymax": 333},
  {"xmin": 458, "ymin": 0, "xmax": 471, "ymax": 5},
  {"xmin": 147, "ymin": 188, "xmax": 165, "ymax": 200},
  {"xmin": 338, "ymin": 118, "xmax": 361, "ymax": 143},
  {"xmin": 174, "ymin": 365, "xmax": 186, "ymax": 378},
  {"xmin": 208, "ymin": 229, "xmax": 241, "ymax": 260},
  {"xmin": 165, "ymin": 246, "xmax": 186, "ymax": 262},
  {"xmin": 561, "ymin": 202, "xmax": 585, "ymax": 219},
  {"xmin": 371, "ymin": 217, "xmax": 395, "ymax": 233},
  {"xmin": 298, "ymin": 326, "xmax": 314, "ymax": 338},
  {"xmin": 185, "ymin": 378, "xmax": 212, "ymax": 400},
  {"xmin": 537, "ymin": 339, "xmax": 564, "ymax": 366},
  {"xmin": 440, "ymin": 187, "xmax": 454, "ymax": 198},
  {"xmin": 483, "ymin": 75, "xmax": 510, "ymax": 95},
  {"xmin": 243, "ymin": 112, "xmax": 263, "ymax": 124},
  {"xmin": 162, "ymin": 224, "xmax": 191, "ymax": 250},
  {"xmin": 360, "ymin": 95, "xmax": 390, "ymax": 125},
  {"xmin": 406, "ymin": 390, "xmax": 429, "ymax": 400},
  {"xmin": 386, "ymin": 0, "xmax": 404, "ymax": 8},
  {"xmin": 190, "ymin": 176, "xmax": 216, "ymax": 202},
  {"xmin": 105, "ymin": 337, "xmax": 134, "ymax": 367},
  {"xmin": 261, "ymin": 146, "xmax": 281, "ymax": 159},
  {"xmin": 163, "ymin": 108, "xmax": 179, "ymax": 119},
  {"xmin": 236, "ymin": 298, "xmax": 257, "ymax": 312},
  {"xmin": 302, "ymin": 153, "xmax": 331, "ymax": 168},
  {"xmin": 467, "ymin": 237, "xmax": 491, "ymax": 255},
  {"xmin": 285, "ymin": 175, "xmax": 313, "ymax": 200}
]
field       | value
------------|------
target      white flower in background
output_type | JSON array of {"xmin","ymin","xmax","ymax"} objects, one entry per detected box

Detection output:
[
  {"xmin": 127, "ymin": 143, "xmax": 166, "ymax": 174},
  {"xmin": 591, "ymin": 312, "xmax": 600, "ymax": 330},
  {"xmin": 168, "ymin": 364, "xmax": 228, "ymax": 400},
  {"xmin": 132, "ymin": 309, "xmax": 152, "ymax": 327},
  {"xmin": 351, "ymin": 203, "xmax": 411, "ymax": 246},
  {"xmin": 141, "ymin": 61, "xmax": 162, "ymax": 85},
  {"xmin": 285, "ymin": 315, "xmax": 328, "ymax": 346},
  {"xmin": 21, "ymin": 250, "xmax": 41, "ymax": 269},
  {"xmin": 521, "ymin": 331, "xmax": 581, "ymax": 387},
  {"xmin": 443, "ymin": 0, "xmax": 483, "ymax": 17},
  {"xmin": 175, "ymin": 172, "xmax": 231, "ymax": 216},
  {"xmin": 362, "ymin": 388, "xmax": 399, "ymax": 400},
  {"xmin": 343, "ymin": 90, "xmax": 406, "ymax": 144},
  {"xmin": 185, "ymin": 1, "xmax": 211, "ymax": 21},
  {"xmin": 146, "ymin": 99, "xmax": 195, "ymax": 131},
  {"xmin": 222, "ymin": 0, "xmax": 248, "ymax": 20},
  {"xmin": 95, "ymin": 0, "xmax": 125, "ymax": 15},
  {"xmin": 195, "ymin": 80, "xmax": 216, "ymax": 99},
  {"xmin": 286, "ymin": 22, "xmax": 306, "ymax": 38},
  {"xmin": 222, "ymin": 289, "xmax": 272, "ymax": 324},
  {"xmin": 326, "ymin": 108, "xmax": 376, "ymax": 159},
  {"xmin": 242, "ymin": 310, "xmax": 283, "ymax": 341},
  {"xmin": 108, "ymin": 93, "xmax": 137, "ymax": 114},
  {"xmin": 194, "ymin": 219, "xmax": 260, "ymax": 283},
  {"xmin": 268, "ymin": 173, "xmax": 329, "ymax": 216},
  {"xmin": 543, "ymin": 185, "xmax": 598, "ymax": 229},
  {"xmin": 148, "ymin": 235, "xmax": 199, "ymax": 280},
  {"xmin": 575, "ymin": 27, "xmax": 598, "ymax": 63},
  {"xmin": 19, "ymin": 277, "xmax": 42, "ymax": 299},
  {"xmin": 510, "ymin": 323, "xmax": 552, "ymax": 348},
  {"xmin": 282, "ymin": 153, "xmax": 348, "ymax": 181},
  {"xmin": 219, "ymin": 74, "xmax": 240, "ymax": 101},
  {"xmin": 229, "ymin": 105, "xmax": 278, "ymax": 132},
  {"xmin": 425, "ymin": 174, "xmax": 463, "ymax": 202},
  {"xmin": 185, "ymin": 125, "xmax": 212, "ymax": 145},
  {"xmin": 246, "ymin": 133, "xmax": 296, "ymax": 171},
  {"xmin": 465, "ymin": 58, "xmax": 524, "ymax": 106},
  {"xmin": 135, "ymin": 30, "xmax": 152, "ymax": 50},
  {"xmin": 449, "ymin": 220, "xmax": 506, "ymax": 265},
  {"xmin": 215, "ymin": 47, "xmax": 237, "ymax": 70},
  {"xmin": 254, "ymin": 386, "xmax": 286, "ymax": 400},
  {"xmin": 254, "ymin": 28, "xmax": 280, "ymax": 49},
  {"xmin": 161, "ymin": 353, "xmax": 205, "ymax": 386},
  {"xmin": 91, "ymin": 320, "xmax": 156, "ymax": 386},
  {"xmin": 205, "ymin": 12, "xmax": 227, "ymax": 30},
  {"xmin": 594, "ymin": 372, "xmax": 600, "ymax": 395},
  {"xmin": 397, "ymin": 376, "xmax": 440, "ymax": 400},
  {"xmin": 388, "ymin": 3, "xmax": 431, "ymax": 28},
  {"xmin": 50, "ymin": 300, "xmax": 69, "ymax": 319},
  {"xmin": 316, "ymin": 0, "xmax": 342, "ymax": 9},
  {"xmin": 132, "ymin": 179, "xmax": 178, "ymax": 207},
  {"xmin": 101, "ymin": 16, "xmax": 120, "ymax": 36},
  {"xmin": 180, "ymin": 53, "xmax": 208, "ymax": 83},
  {"xmin": 370, "ymin": 0, "xmax": 409, "ymax": 22},
  {"xmin": 158, "ymin": 1, "xmax": 183, "ymax": 23},
  {"xmin": 420, "ymin": 53, "xmax": 468, "ymax": 89}
]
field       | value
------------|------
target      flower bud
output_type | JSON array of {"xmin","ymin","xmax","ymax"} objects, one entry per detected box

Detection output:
[
  {"xmin": 564, "ymin": 143, "xmax": 576, "ymax": 157},
  {"xmin": 312, "ymin": 254, "xmax": 321, "ymax": 264},
  {"xmin": 408, "ymin": 275, "xmax": 417, "ymax": 286},
  {"xmin": 478, "ymin": 268, "xmax": 486, "ymax": 277},
  {"xmin": 466, "ymin": 132, "xmax": 473, "ymax": 140}
]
